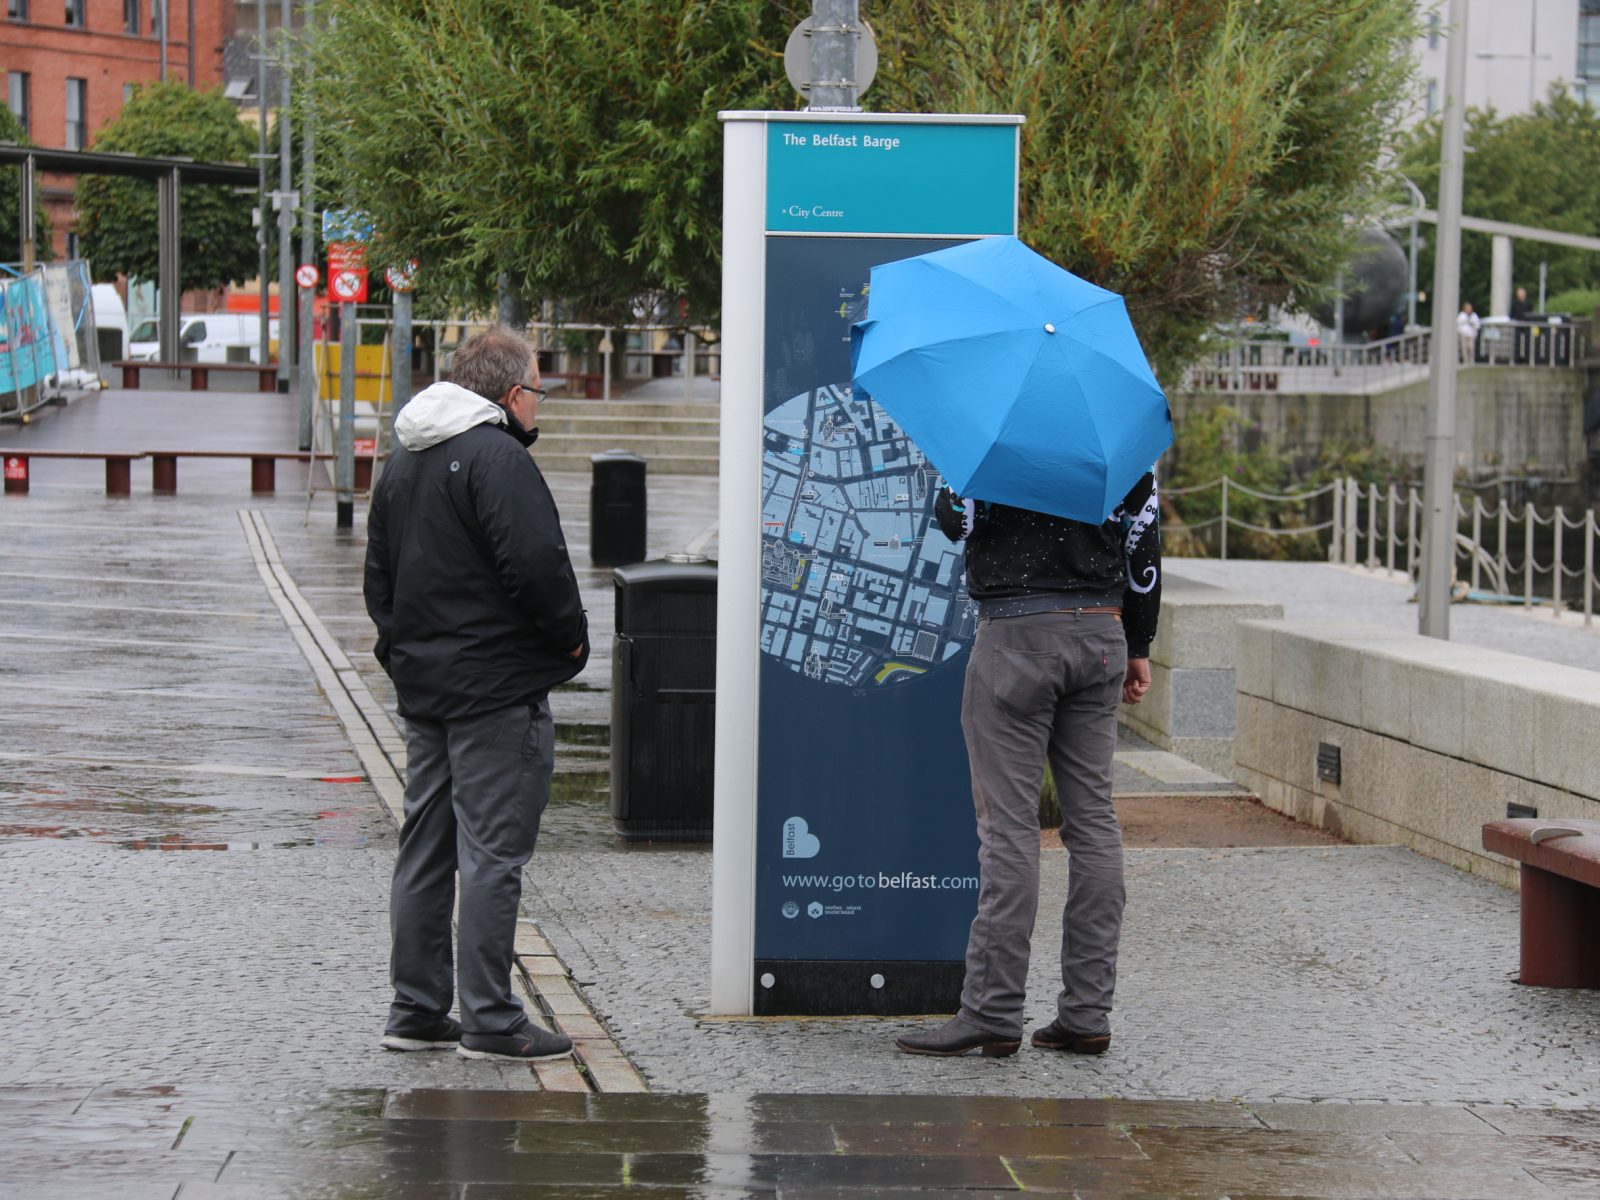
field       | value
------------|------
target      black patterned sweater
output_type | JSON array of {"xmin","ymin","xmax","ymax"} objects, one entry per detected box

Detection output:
[{"xmin": 933, "ymin": 471, "xmax": 1162, "ymax": 658}]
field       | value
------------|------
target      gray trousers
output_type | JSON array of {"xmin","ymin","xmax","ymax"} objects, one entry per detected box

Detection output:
[
  {"xmin": 388, "ymin": 698, "xmax": 553, "ymax": 1036},
  {"xmin": 958, "ymin": 611, "xmax": 1127, "ymax": 1040}
]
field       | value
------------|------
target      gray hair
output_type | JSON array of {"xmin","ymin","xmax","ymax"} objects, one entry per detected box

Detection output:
[{"xmin": 449, "ymin": 325, "xmax": 534, "ymax": 401}]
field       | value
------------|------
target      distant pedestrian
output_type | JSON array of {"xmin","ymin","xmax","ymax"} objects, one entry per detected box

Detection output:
[
  {"xmin": 1457, "ymin": 301, "xmax": 1481, "ymax": 363},
  {"xmin": 895, "ymin": 474, "xmax": 1161, "ymax": 1060},
  {"xmin": 1510, "ymin": 288, "xmax": 1533, "ymax": 363},
  {"xmin": 365, "ymin": 325, "xmax": 588, "ymax": 1062},
  {"xmin": 1510, "ymin": 287, "xmax": 1532, "ymax": 322}
]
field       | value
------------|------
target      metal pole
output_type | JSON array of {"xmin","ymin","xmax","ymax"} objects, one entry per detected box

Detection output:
[
  {"xmin": 157, "ymin": 170, "xmax": 180, "ymax": 365},
  {"xmin": 1408, "ymin": 488, "xmax": 1419, "ymax": 577},
  {"xmin": 1586, "ymin": 509, "xmax": 1595, "ymax": 627},
  {"xmin": 1219, "ymin": 476, "xmax": 1229, "ymax": 560},
  {"xmin": 159, "ymin": 0, "xmax": 168, "ymax": 82},
  {"xmin": 337, "ymin": 301, "xmax": 355, "ymax": 529},
  {"xmin": 1344, "ymin": 476, "xmax": 1359, "ymax": 565},
  {"xmin": 257, "ymin": 0, "xmax": 270, "ymax": 360},
  {"xmin": 1539, "ymin": 261, "xmax": 1548, "ymax": 312},
  {"xmin": 1470, "ymin": 498, "xmax": 1482, "ymax": 590},
  {"xmin": 298, "ymin": 0, "xmax": 316, "ymax": 450},
  {"xmin": 1366, "ymin": 483, "xmax": 1378, "ymax": 568},
  {"xmin": 1554, "ymin": 506, "xmax": 1565, "ymax": 614},
  {"xmin": 187, "ymin": 0, "xmax": 195, "ymax": 85},
  {"xmin": 1331, "ymin": 477, "xmax": 1343, "ymax": 563},
  {"xmin": 1409, "ymin": 221, "xmax": 1419, "ymax": 329},
  {"xmin": 278, "ymin": 0, "xmax": 296, "ymax": 395},
  {"xmin": 683, "ymin": 330, "xmax": 696, "ymax": 402},
  {"xmin": 808, "ymin": 0, "xmax": 861, "ymax": 110},
  {"xmin": 1524, "ymin": 502, "xmax": 1535, "ymax": 609},
  {"xmin": 1419, "ymin": 0, "xmax": 1468, "ymax": 639},
  {"xmin": 391, "ymin": 289, "xmax": 413, "ymax": 417},
  {"xmin": 20, "ymin": 154, "xmax": 35, "ymax": 273}
]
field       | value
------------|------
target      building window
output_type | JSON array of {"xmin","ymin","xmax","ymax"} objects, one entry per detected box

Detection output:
[
  {"xmin": 151, "ymin": 0, "xmax": 161, "ymax": 35},
  {"xmin": 1426, "ymin": 79, "xmax": 1439, "ymax": 116},
  {"xmin": 124, "ymin": 82, "xmax": 136, "ymax": 104},
  {"xmin": 1427, "ymin": 12, "xmax": 1441, "ymax": 51},
  {"xmin": 124, "ymin": 0, "xmax": 138, "ymax": 34},
  {"xmin": 1582, "ymin": 3, "xmax": 1600, "ymax": 104},
  {"xmin": 65, "ymin": 231, "xmax": 79, "ymax": 259},
  {"xmin": 65, "ymin": 0, "xmax": 83, "ymax": 27},
  {"xmin": 7, "ymin": 0, "xmax": 27, "ymax": 21},
  {"xmin": 6, "ymin": 71, "xmax": 28, "ymax": 135},
  {"xmin": 65, "ymin": 77, "xmax": 87, "ymax": 149}
]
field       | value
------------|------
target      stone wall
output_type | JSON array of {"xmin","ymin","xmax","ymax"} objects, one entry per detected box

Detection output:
[
  {"xmin": 1232, "ymin": 619, "xmax": 1600, "ymax": 887},
  {"xmin": 1172, "ymin": 369, "xmax": 1585, "ymax": 478},
  {"xmin": 1117, "ymin": 574, "xmax": 1283, "ymax": 774}
]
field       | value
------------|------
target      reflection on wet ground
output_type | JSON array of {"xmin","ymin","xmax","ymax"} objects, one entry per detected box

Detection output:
[{"xmin": 5, "ymin": 1082, "xmax": 1598, "ymax": 1198}]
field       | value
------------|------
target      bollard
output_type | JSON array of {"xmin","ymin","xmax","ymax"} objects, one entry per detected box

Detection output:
[
  {"xmin": 3, "ymin": 454, "xmax": 28, "ymax": 495},
  {"xmin": 590, "ymin": 450, "xmax": 647, "ymax": 566},
  {"xmin": 250, "ymin": 456, "xmax": 277, "ymax": 495}
]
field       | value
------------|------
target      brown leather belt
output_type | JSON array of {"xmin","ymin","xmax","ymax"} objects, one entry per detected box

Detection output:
[{"xmin": 1057, "ymin": 606, "xmax": 1121, "ymax": 619}]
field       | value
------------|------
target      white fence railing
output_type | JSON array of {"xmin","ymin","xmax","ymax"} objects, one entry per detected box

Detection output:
[{"xmin": 1167, "ymin": 473, "xmax": 1598, "ymax": 624}]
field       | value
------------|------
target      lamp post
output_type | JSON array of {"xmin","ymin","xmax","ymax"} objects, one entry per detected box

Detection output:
[{"xmin": 1419, "ymin": 0, "xmax": 1469, "ymax": 640}]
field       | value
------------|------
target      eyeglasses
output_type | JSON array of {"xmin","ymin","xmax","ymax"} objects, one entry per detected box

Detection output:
[{"xmin": 518, "ymin": 383, "xmax": 548, "ymax": 403}]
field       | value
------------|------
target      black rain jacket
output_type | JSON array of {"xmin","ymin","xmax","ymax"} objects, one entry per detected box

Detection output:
[{"xmin": 364, "ymin": 381, "xmax": 589, "ymax": 721}]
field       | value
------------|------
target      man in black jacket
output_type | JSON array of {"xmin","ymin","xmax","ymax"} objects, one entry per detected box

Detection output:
[
  {"xmin": 365, "ymin": 325, "xmax": 588, "ymax": 1062},
  {"xmin": 897, "ymin": 472, "xmax": 1160, "ymax": 1059}
]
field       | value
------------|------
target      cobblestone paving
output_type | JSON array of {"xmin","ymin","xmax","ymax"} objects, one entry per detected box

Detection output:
[{"xmin": 526, "ymin": 840, "xmax": 1600, "ymax": 1106}]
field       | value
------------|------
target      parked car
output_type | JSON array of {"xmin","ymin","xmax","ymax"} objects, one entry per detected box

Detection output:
[{"xmin": 128, "ymin": 313, "xmax": 277, "ymax": 364}]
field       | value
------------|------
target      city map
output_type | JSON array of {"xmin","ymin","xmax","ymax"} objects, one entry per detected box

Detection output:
[{"xmin": 760, "ymin": 383, "xmax": 977, "ymax": 689}]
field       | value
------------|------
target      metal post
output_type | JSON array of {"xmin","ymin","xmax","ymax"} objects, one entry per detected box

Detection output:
[
  {"xmin": 19, "ymin": 154, "xmax": 34, "ymax": 272},
  {"xmin": 256, "ymin": 0, "xmax": 270, "ymax": 360},
  {"xmin": 278, "ymin": 0, "xmax": 296, "ymax": 395},
  {"xmin": 1498, "ymin": 498, "xmax": 1508, "ymax": 587},
  {"xmin": 1344, "ymin": 476, "xmax": 1359, "ymax": 565},
  {"xmin": 336, "ymin": 301, "xmax": 355, "ymax": 529},
  {"xmin": 159, "ymin": 0, "xmax": 168, "ymax": 82},
  {"xmin": 1386, "ymin": 485, "xmax": 1398, "ymax": 575},
  {"xmin": 683, "ymin": 329, "xmax": 697, "ymax": 402},
  {"xmin": 298, "ymin": 0, "xmax": 316, "ymax": 450},
  {"xmin": 1331, "ymin": 477, "xmax": 1343, "ymax": 563},
  {"xmin": 1409, "ymin": 221, "xmax": 1419, "ymax": 329},
  {"xmin": 1524, "ymin": 502, "xmax": 1535, "ymax": 609},
  {"xmin": 1539, "ymin": 261, "xmax": 1548, "ymax": 312},
  {"xmin": 1366, "ymin": 483, "xmax": 1378, "ymax": 568},
  {"xmin": 1408, "ymin": 488, "xmax": 1419, "ymax": 577},
  {"xmin": 1554, "ymin": 506, "xmax": 1565, "ymax": 614},
  {"xmin": 1419, "ymin": 0, "xmax": 1468, "ymax": 639},
  {"xmin": 157, "ymin": 170, "xmax": 181, "ymax": 365},
  {"xmin": 1470, "ymin": 498, "xmax": 1482, "ymax": 591},
  {"xmin": 1219, "ymin": 476, "xmax": 1229, "ymax": 560},
  {"xmin": 1586, "ymin": 509, "xmax": 1594, "ymax": 627},
  {"xmin": 391, "ymin": 289, "xmax": 413, "ymax": 418},
  {"xmin": 808, "ymin": 0, "xmax": 861, "ymax": 110}
]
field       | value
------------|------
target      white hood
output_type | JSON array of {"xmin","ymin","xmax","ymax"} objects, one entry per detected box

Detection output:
[{"xmin": 394, "ymin": 381, "xmax": 506, "ymax": 451}]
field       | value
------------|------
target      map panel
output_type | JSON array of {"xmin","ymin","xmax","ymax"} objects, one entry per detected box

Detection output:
[{"xmin": 760, "ymin": 384, "xmax": 976, "ymax": 689}]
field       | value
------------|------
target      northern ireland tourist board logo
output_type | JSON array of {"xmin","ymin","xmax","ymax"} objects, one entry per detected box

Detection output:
[
  {"xmin": 782, "ymin": 816, "xmax": 821, "ymax": 859},
  {"xmin": 807, "ymin": 902, "xmax": 824, "ymax": 919}
]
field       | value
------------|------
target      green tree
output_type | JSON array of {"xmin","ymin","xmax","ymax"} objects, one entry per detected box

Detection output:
[
  {"xmin": 0, "ymin": 106, "xmax": 52, "ymax": 263},
  {"xmin": 75, "ymin": 83, "xmax": 257, "ymax": 290},
  {"xmin": 309, "ymin": 0, "xmax": 1414, "ymax": 374},
  {"xmin": 1398, "ymin": 87, "xmax": 1600, "ymax": 322},
  {"xmin": 308, "ymin": 1, "xmax": 805, "ymax": 323}
]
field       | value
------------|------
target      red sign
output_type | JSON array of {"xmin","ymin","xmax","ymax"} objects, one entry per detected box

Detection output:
[
  {"xmin": 354, "ymin": 438, "xmax": 376, "ymax": 455},
  {"xmin": 327, "ymin": 241, "xmax": 368, "ymax": 303},
  {"xmin": 4, "ymin": 456, "xmax": 26, "ymax": 481},
  {"xmin": 295, "ymin": 263, "xmax": 320, "ymax": 289}
]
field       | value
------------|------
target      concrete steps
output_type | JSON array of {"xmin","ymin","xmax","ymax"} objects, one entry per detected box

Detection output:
[{"xmin": 532, "ymin": 397, "xmax": 720, "ymax": 476}]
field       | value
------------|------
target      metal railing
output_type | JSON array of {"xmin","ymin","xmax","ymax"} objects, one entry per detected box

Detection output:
[
  {"xmin": 1182, "ymin": 322, "xmax": 1585, "ymax": 395},
  {"xmin": 1167, "ymin": 472, "xmax": 1600, "ymax": 625}
]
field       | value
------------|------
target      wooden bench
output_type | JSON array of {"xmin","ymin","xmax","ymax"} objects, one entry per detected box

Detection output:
[
  {"xmin": 2, "ymin": 449, "xmax": 145, "ymax": 496},
  {"xmin": 1482, "ymin": 817, "xmax": 1600, "ymax": 988},
  {"xmin": 145, "ymin": 450, "xmax": 382, "ymax": 494},
  {"xmin": 113, "ymin": 360, "xmax": 280, "ymax": 393}
]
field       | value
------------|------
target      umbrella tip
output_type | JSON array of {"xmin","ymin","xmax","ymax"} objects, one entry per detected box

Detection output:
[{"xmin": 1044, "ymin": 323, "xmax": 1056, "ymax": 334}]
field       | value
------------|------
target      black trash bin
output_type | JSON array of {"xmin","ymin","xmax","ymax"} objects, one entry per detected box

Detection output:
[
  {"xmin": 590, "ymin": 450, "xmax": 647, "ymax": 566},
  {"xmin": 611, "ymin": 557, "xmax": 717, "ymax": 841}
]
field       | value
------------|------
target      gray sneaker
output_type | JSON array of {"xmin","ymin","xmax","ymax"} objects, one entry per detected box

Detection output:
[
  {"xmin": 458, "ymin": 1023, "xmax": 574, "ymax": 1062},
  {"xmin": 381, "ymin": 1015, "xmax": 461, "ymax": 1052}
]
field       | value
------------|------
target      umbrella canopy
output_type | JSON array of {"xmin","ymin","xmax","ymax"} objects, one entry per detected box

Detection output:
[{"xmin": 850, "ymin": 235, "xmax": 1171, "ymax": 524}]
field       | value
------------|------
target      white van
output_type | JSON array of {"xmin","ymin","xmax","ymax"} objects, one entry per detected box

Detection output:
[
  {"xmin": 91, "ymin": 283, "xmax": 128, "ymax": 362},
  {"xmin": 128, "ymin": 313, "xmax": 278, "ymax": 364}
]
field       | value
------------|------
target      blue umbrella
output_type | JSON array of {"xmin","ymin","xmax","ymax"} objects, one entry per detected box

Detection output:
[{"xmin": 850, "ymin": 235, "xmax": 1171, "ymax": 524}]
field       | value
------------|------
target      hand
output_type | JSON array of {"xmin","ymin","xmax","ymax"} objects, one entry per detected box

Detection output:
[
  {"xmin": 1122, "ymin": 658, "xmax": 1151, "ymax": 706},
  {"xmin": 569, "ymin": 642, "xmax": 586, "ymax": 660}
]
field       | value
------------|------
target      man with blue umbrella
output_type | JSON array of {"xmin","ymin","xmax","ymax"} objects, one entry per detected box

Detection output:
[{"xmin": 851, "ymin": 236, "xmax": 1170, "ymax": 1058}]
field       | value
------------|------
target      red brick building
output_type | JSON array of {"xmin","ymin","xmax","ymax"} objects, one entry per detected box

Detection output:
[{"xmin": 3, "ymin": 0, "xmax": 236, "ymax": 259}]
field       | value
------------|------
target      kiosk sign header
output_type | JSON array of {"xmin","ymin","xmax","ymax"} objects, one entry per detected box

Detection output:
[{"xmin": 766, "ymin": 121, "xmax": 1017, "ymax": 236}]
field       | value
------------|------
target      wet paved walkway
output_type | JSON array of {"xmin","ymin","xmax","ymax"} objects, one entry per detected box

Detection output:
[{"xmin": 3, "ymin": 389, "xmax": 1599, "ymax": 1196}]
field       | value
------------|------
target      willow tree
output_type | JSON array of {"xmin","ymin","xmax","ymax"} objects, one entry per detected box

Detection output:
[{"xmin": 309, "ymin": 0, "xmax": 1415, "ymax": 376}]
